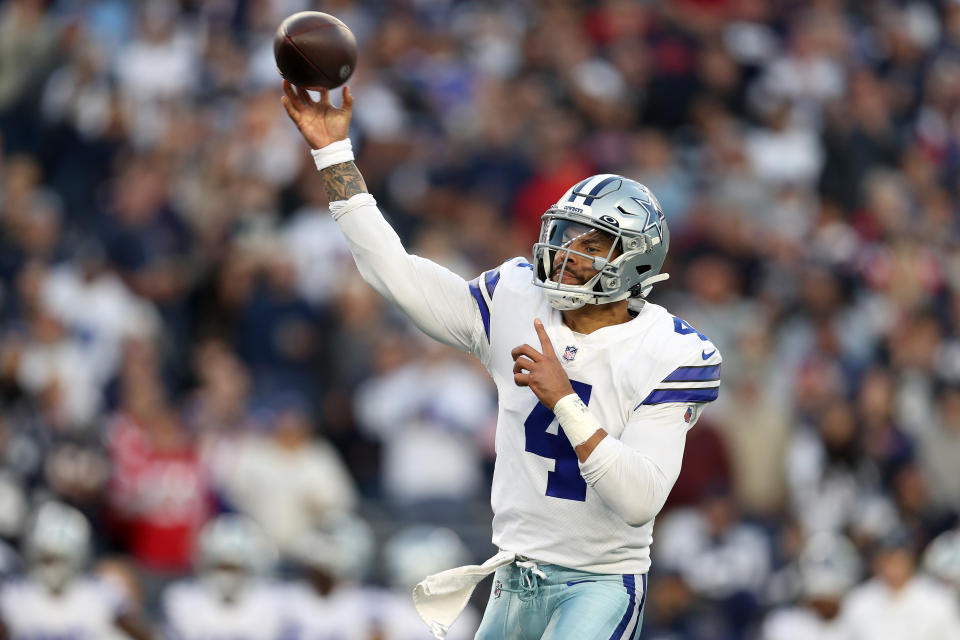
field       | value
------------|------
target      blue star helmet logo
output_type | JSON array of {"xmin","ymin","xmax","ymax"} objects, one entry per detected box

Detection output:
[{"xmin": 630, "ymin": 192, "xmax": 665, "ymax": 243}]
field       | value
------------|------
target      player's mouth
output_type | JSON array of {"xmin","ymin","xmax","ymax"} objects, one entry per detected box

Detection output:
[{"xmin": 552, "ymin": 267, "xmax": 586, "ymax": 285}]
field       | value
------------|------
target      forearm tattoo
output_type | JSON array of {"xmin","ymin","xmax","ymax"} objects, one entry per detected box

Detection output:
[{"xmin": 319, "ymin": 161, "xmax": 367, "ymax": 202}]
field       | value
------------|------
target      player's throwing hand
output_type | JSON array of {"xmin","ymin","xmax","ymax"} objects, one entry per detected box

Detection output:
[
  {"xmin": 281, "ymin": 79, "xmax": 353, "ymax": 149},
  {"xmin": 511, "ymin": 319, "xmax": 576, "ymax": 409}
]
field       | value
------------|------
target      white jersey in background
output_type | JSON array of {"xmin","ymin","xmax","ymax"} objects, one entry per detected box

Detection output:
[
  {"xmin": 282, "ymin": 582, "xmax": 376, "ymax": 640},
  {"xmin": 839, "ymin": 576, "xmax": 960, "ymax": 640},
  {"xmin": 332, "ymin": 194, "xmax": 721, "ymax": 575},
  {"xmin": 0, "ymin": 577, "xmax": 126, "ymax": 639},
  {"xmin": 761, "ymin": 607, "xmax": 849, "ymax": 640},
  {"xmin": 162, "ymin": 580, "xmax": 288, "ymax": 640},
  {"xmin": 281, "ymin": 582, "xmax": 479, "ymax": 640},
  {"xmin": 376, "ymin": 589, "xmax": 480, "ymax": 640}
]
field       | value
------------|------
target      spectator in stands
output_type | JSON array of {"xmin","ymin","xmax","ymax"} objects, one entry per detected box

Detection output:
[
  {"xmin": 5, "ymin": 1, "xmax": 960, "ymax": 634},
  {"xmin": 216, "ymin": 392, "xmax": 357, "ymax": 553}
]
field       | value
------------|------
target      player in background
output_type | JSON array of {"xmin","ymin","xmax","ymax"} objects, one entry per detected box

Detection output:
[
  {"xmin": 283, "ymin": 511, "xmax": 380, "ymax": 640},
  {"xmin": 838, "ymin": 533, "xmax": 960, "ymax": 640},
  {"xmin": 760, "ymin": 533, "xmax": 862, "ymax": 640},
  {"xmin": 0, "ymin": 473, "xmax": 26, "ymax": 579},
  {"xmin": 923, "ymin": 528, "xmax": 960, "ymax": 598},
  {"xmin": 161, "ymin": 514, "xmax": 286, "ymax": 640},
  {"xmin": 0, "ymin": 501, "xmax": 154, "ymax": 640},
  {"xmin": 379, "ymin": 526, "xmax": 481, "ymax": 640},
  {"xmin": 281, "ymin": 81, "xmax": 721, "ymax": 640}
]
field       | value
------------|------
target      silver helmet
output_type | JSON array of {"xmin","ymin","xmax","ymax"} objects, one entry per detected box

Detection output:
[
  {"xmin": 533, "ymin": 174, "xmax": 670, "ymax": 310},
  {"xmin": 196, "ymin": 515, "xmax": 276, "ymax": 601},
  {"xmin": 24, "ymin": 501, "xmax": 91, "ymax": 592},
  {"xmin": 798, "ymin": 532, "xmax": 862, "ymax": 598},
  {"xmin": 383, "ymin": 525, "xmax": 471, "ymax": 591},
  {"xmin": 290, "ymin": 511, "xmax": 375, "ymax": 581},
  {"xmin": 923, "ymin": 529, "xmax": 960, "ymax": 588}
]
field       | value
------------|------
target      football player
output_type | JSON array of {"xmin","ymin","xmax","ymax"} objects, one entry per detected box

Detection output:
[
  {"xmin": 0, "ymin": 501, "xmax": 153, "ymax": 640},
  {"xmin": 761, "ymin": 532, "xmax": 862, "ymax": 640},
  {"xmin": 281, "ymin": 82, "xmax": 722, "ymax": 640},
  {"xmin": 379, "ymin": 526, "xmax": 481, "ymax": 640},
  {"xmin": 923, "ymin": 528, "xmax": 960, "ymax": 595},
  {"xmin": 283, "ymin": 511, "xmax": 379, "ymax": 640},
  {"xmin": 161, "ymin": 514, "xmax": 286, "ymax": 640}
]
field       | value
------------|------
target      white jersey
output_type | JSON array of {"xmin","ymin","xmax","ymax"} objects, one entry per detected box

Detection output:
[
  {"xmin": 282, "ymin": 583, "xmax": 478, "ymax": 640},
  {"xmin": 333, "ymin": 194, "xmax": 721, "ymax": 575},
  {"xmin": 839, "ymin": 576, "xmax": 960, "ymax": 640},
  {"xmin": 478, "ymin": 258, "xmax": 719, "ymax": 573},
  {"xmin": 281, "ymin": 582, "xmax": 375, "ymax": 640},
  {"xmin": 761, "ymin": 606, "xmax": 850, "ymax": 640},
  {"xmin": 375, "ymin": 589, "xmax": 479, "ymax": 640},
  {"xmin": 162, "ymin": 579, "xmax": 288, "ymax": 640},
  {"xmin": 0, "ymin": 576, "xmax": 126, "ymax": 639}
]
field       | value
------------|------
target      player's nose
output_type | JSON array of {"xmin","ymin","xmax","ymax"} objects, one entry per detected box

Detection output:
[{"xmin": 553, "ymin": 248, "xmax": 584, "ymax": 270}]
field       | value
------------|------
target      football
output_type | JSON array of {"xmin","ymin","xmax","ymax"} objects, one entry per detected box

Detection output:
[{"xmin": 273, "ymin": 11, "xmax": 357, "ymax": 90}]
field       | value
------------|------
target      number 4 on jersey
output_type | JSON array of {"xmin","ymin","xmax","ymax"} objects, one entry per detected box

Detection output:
[
  {"xmin": 673, "ymin": 317, "xmax": 709, "ymax": 341},
  {"xmin": 524, "ymin": 380, "xmax": 592, "ymax": 502}
]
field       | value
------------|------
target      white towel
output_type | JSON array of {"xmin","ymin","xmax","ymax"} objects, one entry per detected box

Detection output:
[{"xmin": 412, "ymin": 550, "xmax": 518, "ymax": 639}]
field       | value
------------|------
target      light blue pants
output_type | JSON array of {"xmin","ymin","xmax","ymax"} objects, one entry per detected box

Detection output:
[{"xmin": 474, "ymin": 560, "xmax": 647, "ymax": 640}]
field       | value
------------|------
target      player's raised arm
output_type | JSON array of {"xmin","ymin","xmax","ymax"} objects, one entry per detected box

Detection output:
[
  {"xmin": 281, "ymin": 82, "xmax": 367, "ymax": 200},
  {"xmin": 281, "ymin": 81, "xmax": 487, "ymax": 356}
]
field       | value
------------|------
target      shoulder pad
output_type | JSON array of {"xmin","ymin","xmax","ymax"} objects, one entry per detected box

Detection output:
[
  {"xmin": 491, "ymin": 257, "xmax": 535, "ymax": 290},
  {"xmin": 468, "ymin": 257, "xmax": 537, "ymax": 341},
  {"xmin": 638, "ymin": 310, "xmax": 722, "ymax": 406},
  {"xmin": 641, "ymin": 310, "xmax": 721, "ymax": 363},
  {"xmin": 469, "ymin": 257, "xmax": 530, "ymax": 300}
]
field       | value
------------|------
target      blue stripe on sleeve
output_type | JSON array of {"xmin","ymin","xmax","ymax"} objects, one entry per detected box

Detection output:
[
  {"xmin": 468, "ymin": 280, "xmax": 490, "ymax": 340},
  {"xmin": 484, "ymin": 269, "xmax": 501, "ymax": 299},
  {"xmin": 663, "ymin": 364, "xmax": 721, "ymax": 382},
  {"xmin": 610, "ymin": 574, "xmax": 636, "ymax": 640},
  {"xmin": 641, "ymin": 387, "xmax": 719, "ymax": 406}
]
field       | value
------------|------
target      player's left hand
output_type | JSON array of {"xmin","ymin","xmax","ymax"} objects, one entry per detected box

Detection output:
[{"xmin": 511, "ymin": 319, "xmax": 575, "ymax": 409}]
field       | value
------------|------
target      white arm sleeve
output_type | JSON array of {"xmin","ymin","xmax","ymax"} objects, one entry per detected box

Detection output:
[
  {"xmin": 331, "ymin": 194, "xmax": 487, "ymax": 357},
  {"xmin": 576, "ymin": 403, "xmax": 697, "ymax": 527}
]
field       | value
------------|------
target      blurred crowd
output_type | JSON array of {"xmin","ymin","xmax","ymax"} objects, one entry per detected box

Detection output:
[{"xmin": 2, "ymin": 0, "xmax": 960, "ymax": 637}]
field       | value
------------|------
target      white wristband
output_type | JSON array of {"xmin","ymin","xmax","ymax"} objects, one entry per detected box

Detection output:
[
  {"xmin": 311, "ymin": 138, "xmax": 354, "ymax": 171},
  {"xmin": 553, "ymin": 394, "xmax": 601, "ymax": 448}
]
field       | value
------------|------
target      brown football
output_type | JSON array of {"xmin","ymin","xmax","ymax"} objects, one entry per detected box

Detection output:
[{"xmin": 273, "ymin": 12, "xmax": 357, "ymax": 90}]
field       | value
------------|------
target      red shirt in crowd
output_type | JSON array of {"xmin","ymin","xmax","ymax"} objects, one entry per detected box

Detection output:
[{"xmin": 106, "ymin": 412, "xmax": 212, "ymax": 571}]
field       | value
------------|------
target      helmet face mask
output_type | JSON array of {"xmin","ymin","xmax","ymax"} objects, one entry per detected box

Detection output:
[
  {"xmin": 30, "ymin": 554, "xmax": 76, "ymax": 593},
  {"xmin": 202, "ymin": 563, "xmax": 249, "ymax": 603},
  {"xmin": 196, "ymin": 515, "xmax": 276, "ymax": 602},
  {"xmin": 24, "ymin": 502, "xmax": 91, "ymax": 594},
  {"xmin": 533, "ymin": 175, "xmax": 670, "ymax": 310}
]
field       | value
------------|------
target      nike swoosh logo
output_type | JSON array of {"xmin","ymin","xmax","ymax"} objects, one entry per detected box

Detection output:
[
  {"xmin": 701, "ymin": 349, "xmax": 717, "ymax": 360},
  {"xmin": 566, "ymin": 579, "xmax": 596, "ymax": 586}
]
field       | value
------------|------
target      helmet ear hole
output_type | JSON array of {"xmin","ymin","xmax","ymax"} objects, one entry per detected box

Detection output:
[
  {"xmin": 636, "ymin": 265, "xmax": 651, "ymax": 277},
  {"xmin": 537, "ymin": 251, "xmax": 551, "ymax": 282}
]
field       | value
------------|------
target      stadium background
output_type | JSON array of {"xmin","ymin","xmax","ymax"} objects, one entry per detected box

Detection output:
[{"xmin": 1, "ymin": 0, "xmax": 960, "ymax": 637}]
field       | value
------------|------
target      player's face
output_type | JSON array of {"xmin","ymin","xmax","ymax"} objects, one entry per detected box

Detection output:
[
  {"xmin": 549, "ymin": 222, "xmax": 620, "ymax": 285},
  {"xmin": 30, "ymin": 553, "xmax": 74, "ymax": 592},
  {"xmin": 204, "ymin": 562, "xmax": 250, "ymax": 602}
]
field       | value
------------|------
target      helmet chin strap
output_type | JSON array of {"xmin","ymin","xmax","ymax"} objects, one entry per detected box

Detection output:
[
  {"xmin": 544, "ymin": 290, "xmax": 590, "ymax": 310},
  {"xmin": 637, "ymin": 272, "xmax": 670, "ymax": 298},
  {"xmin": 546, "ymin": 272, "xmax": 670, "ymax": 310}
]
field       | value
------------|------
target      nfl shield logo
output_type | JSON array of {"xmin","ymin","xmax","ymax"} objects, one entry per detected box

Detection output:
[
  {"xmin": 684, "ymin": 406, "xmax": 693, "ymax": 423},
  {"xmin": 563, "ymin": 345, "xmax": 578, "ymax": 362},
  {"xmin": 494, "ymin": 580, "xmax": 502, "ymax": 599}
]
